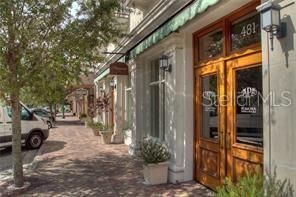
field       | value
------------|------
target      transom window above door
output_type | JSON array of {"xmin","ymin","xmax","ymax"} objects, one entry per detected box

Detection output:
[
  {"xmin": 231, "ymin": 12, "xmax": 261, "ymax": 51},
  {"xmin": 193, "ymin": 2, "xmax": 261, "ymax": 65},
  {"xmin": 199, "ymin": 29, "xmax": 223, "ymax": 61}
]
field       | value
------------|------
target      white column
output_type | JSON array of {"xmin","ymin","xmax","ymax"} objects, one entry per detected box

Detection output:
[
  {"xmin": 261, "ymin": 0, "xmax": 296, "ymax": 187},
  {"xmin": 162, "ymin": 33, "xmax": 194, "ymax": 183},
  {"xmin": 128, "ymin": 59, "xmax": 145, "ymax": 155},
  {"xmin": 165, "ymin": 42, "xmax": 187, "ymax": 183},
  {"xmin": 112, "ymin": 76, "xmax": 125, "ymax": 143}
]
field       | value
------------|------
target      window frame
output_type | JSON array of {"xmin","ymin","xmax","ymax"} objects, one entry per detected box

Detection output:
[
  {"xmin": 193, "ymin": 0, "xmax": 261, "ymax": 66},
  {"xmin": 149, "ymin": 60, "xmax": 166, "ymax": 140},
  {"xmin": 124, "ymin": 73, "xmax": 133, "ymax": 130}
]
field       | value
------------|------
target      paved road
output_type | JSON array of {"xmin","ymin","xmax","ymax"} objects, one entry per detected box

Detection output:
[
  {"xmin": 1, "ymin": 116, "xmax": 213, "ymax": 197},
  {"xmin": 0, "ymin": 147, "xmax": 39, "ymax": 172}
]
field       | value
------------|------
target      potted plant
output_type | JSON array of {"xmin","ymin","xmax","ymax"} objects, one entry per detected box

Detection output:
[
  {"xmin": 79, "ymin": 113, "xmax": 87, "ymax": 122},
  {"xmin": 90, "ymin": 122, "xmax": 103, "ymax": 136},
  {"xmin": 100, "ymin": 124, "xmax": 113, "ymax": 144},
  {"xmin": 85, "ymin": 117, "xmax": 93, "ymax": 128},
  {"xmin": 140, "ymin": 136, "xmax": 171, "ymax": 185}
]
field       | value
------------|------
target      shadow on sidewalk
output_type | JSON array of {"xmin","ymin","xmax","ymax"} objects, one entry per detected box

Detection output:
[{"xmin": 41, "ymin": 141, "xmax": 67, "ymax": 155}]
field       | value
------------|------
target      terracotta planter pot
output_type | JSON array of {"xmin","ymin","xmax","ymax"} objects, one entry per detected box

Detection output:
[
  {"xmin": 143, "ymin": 162, "xmax": 169, "ymax": 185},
  {"xmin": 100, "ymin": 131, "xmax": 113, "ymax": 144}
]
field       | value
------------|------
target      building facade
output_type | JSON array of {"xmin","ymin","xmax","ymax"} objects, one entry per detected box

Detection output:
[{"xmin": 94, "ymin": 0, "xmax": 296, "ymax": 189}]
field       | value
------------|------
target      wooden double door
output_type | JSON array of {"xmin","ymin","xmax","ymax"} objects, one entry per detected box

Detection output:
[{"xmin": 195, "ymin": 52, "xmax": 263, "ymax": 189}]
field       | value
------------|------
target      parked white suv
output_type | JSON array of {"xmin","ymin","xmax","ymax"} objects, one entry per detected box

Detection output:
[{"xmin": 0, "ymin": 103, "xmax": 49, "ymax": 149}]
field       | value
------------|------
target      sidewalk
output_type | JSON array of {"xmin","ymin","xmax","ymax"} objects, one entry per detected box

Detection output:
[{"xmin": 1, "ymin": 116, "xmax": 213, "ymax": 197}]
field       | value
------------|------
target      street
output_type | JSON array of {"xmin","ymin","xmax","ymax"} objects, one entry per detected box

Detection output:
[{"xmin": 0, "ymin": 147, "xmax": 39, "ymax": 173}]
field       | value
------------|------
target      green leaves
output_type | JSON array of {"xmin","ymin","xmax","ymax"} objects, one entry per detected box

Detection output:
[
  {"xmin": 216, "ymin": 171, "xmax": 264, "ymax": 197},
  {"xmin": 140, "ymin": 136, "xmax": 171, "ymax": 164},
  {"xmin": 0, "ymin": 0, "xmax": 123, "ymax": 101},
  {"xmin": 216, "ymin": 168, "xmax": 295, "ymax": 197},
  {"xmin": 1, "ymin": 0, "xmax": 126, "ymax": 187},
  {"xmin": 265, "ymin": 168, "xmax": 294, "ymax": 197}
]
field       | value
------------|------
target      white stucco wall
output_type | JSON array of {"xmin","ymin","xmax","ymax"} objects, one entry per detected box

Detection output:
[
  {"xmin": 112, "ymin": 75, "xmax": 127, "ymax": 143},
  {"xmin": 129, "ymin": 8, "xmax": 143, "ymax": 32},
  {"xmin": 261, "ymin": 0, "xmax": 296, "ymax": 187},
  {"xmin": 127, "ymin": 33, "xmax": 195, "ymax": 183}
]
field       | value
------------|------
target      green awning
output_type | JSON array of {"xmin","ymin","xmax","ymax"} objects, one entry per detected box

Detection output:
[{"xmin": 129, "ymin": 0, "xmax": 220, "ymax": 58}]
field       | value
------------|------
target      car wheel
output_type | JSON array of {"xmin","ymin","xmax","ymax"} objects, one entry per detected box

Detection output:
[
  {"xmin": 27, "ymin": 132, "xmax": 43, "ymax": 149},
  {"xmin": 47, "ymin": 121, "xmax": 52, "ymax": 129}
]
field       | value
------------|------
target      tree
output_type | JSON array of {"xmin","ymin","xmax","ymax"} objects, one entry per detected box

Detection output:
[
  {"xmin": 21, "ymin": 76, "xmax": 67, "ymax": 116},
  {"xmin": 21, "ymin": 61, "xmax": 71, "ymax": 116},
  {"xmin": 0, "ymin": 0, "xmax": 123, "ymax": 188}
]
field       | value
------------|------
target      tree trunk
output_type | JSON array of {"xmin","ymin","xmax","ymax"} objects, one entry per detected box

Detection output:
[
  {"xmin": 11, "ymin": 90, "xmax": 24, "ymax": 188},
  {"xmin": 49, "ymin": 103, "xmax": 53, "ymax": 116},
  {"xmin": 54, "ymin": 104, "xmax": 57, "ymax": 121}
]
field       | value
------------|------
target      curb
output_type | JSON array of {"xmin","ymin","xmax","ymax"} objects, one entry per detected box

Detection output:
[
  {"xmin": 0, "ymin": 144, "xmax": 45, "ymax": 185},
  {"xmin": 27, "ymin": 143, "xmax": 46, "ymax": 172}
]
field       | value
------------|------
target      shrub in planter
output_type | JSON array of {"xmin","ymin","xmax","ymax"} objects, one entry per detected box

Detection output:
[
  {"xmin": 85, "ymin": 117, "xmax": 93, "ymax": 128},
  {"xmin": 140, "ymin": 136, "xmax": 170, "ymax": 185},
  {"xmin": 216, "ymin": 168, "xmax": 294, "ymax": 197},
  {"xmin": 79, "ymin": 113, "xmax": 87, "ymax": 121},
  {"xmin": 90, "ymin": 122, "xmax": 103, "ymax": 136},
  {"xmin": 100, "ymin": 125, "xmax": 113, "ymax": 144}
]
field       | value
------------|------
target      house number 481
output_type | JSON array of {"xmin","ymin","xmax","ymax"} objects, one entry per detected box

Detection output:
[{"xmin": 241, "ymin": 22, "xmax": 256, "ymax": 37}]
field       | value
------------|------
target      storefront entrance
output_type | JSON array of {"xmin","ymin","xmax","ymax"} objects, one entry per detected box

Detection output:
[
  {"xmin": 195, "ymin": 52, "xmax": 263, "ymax": 189},
  {"xmin": 193, "ymin": 0, "xmax": 262, "ymax": 189}
]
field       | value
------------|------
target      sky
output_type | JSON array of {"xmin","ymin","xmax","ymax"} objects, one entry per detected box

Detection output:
[{"xmin": 70, "ymin": 2, "xmax": 79, "ymax": 17}]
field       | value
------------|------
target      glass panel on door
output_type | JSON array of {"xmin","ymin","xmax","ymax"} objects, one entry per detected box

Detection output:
[
  {"xmin": 201, "ymin": 74, "xmax": 218, "ymax": 139},
  {"xmin": 235, "ymin": 66, "xmax": 263, "ymax": 147}
]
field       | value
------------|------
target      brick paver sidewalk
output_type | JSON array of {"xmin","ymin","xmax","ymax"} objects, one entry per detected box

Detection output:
[{"xmin": 3, "ymin": 116, "xmax": 214, "ymax": 197}]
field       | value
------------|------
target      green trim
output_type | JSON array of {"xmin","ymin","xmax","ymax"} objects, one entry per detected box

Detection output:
[
  {"xmin": 129, "ymin": 0, "xmax": 220, "ymax": 58},
  {"xmin": 94, "ymin": 68, "xmax": 110, "ymax": 83}
]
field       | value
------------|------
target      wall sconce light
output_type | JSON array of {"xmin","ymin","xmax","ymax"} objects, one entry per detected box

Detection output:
[
  {"xmin": 159, "ymin": 55, "xmax": 172, "ymax": 72},
  {"xmin": 110, "ymin": 79, "xmax": 116, "ymax": 89},
  {"xmin": 257, "ymin": 1, "xmax": 286, "ymax": 51}
]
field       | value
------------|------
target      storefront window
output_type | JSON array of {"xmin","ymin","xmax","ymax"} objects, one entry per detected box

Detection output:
[
  {"xmin": 231, "ymin": 12, "xmax": 261, "ymax": 51},
  {"xmin": 199, "ymin": 29, "xmax": 223, "ymax": 61},
  {"xmin": 150, "ymin": 60, "xmax": 165, "ymax": 140}
]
